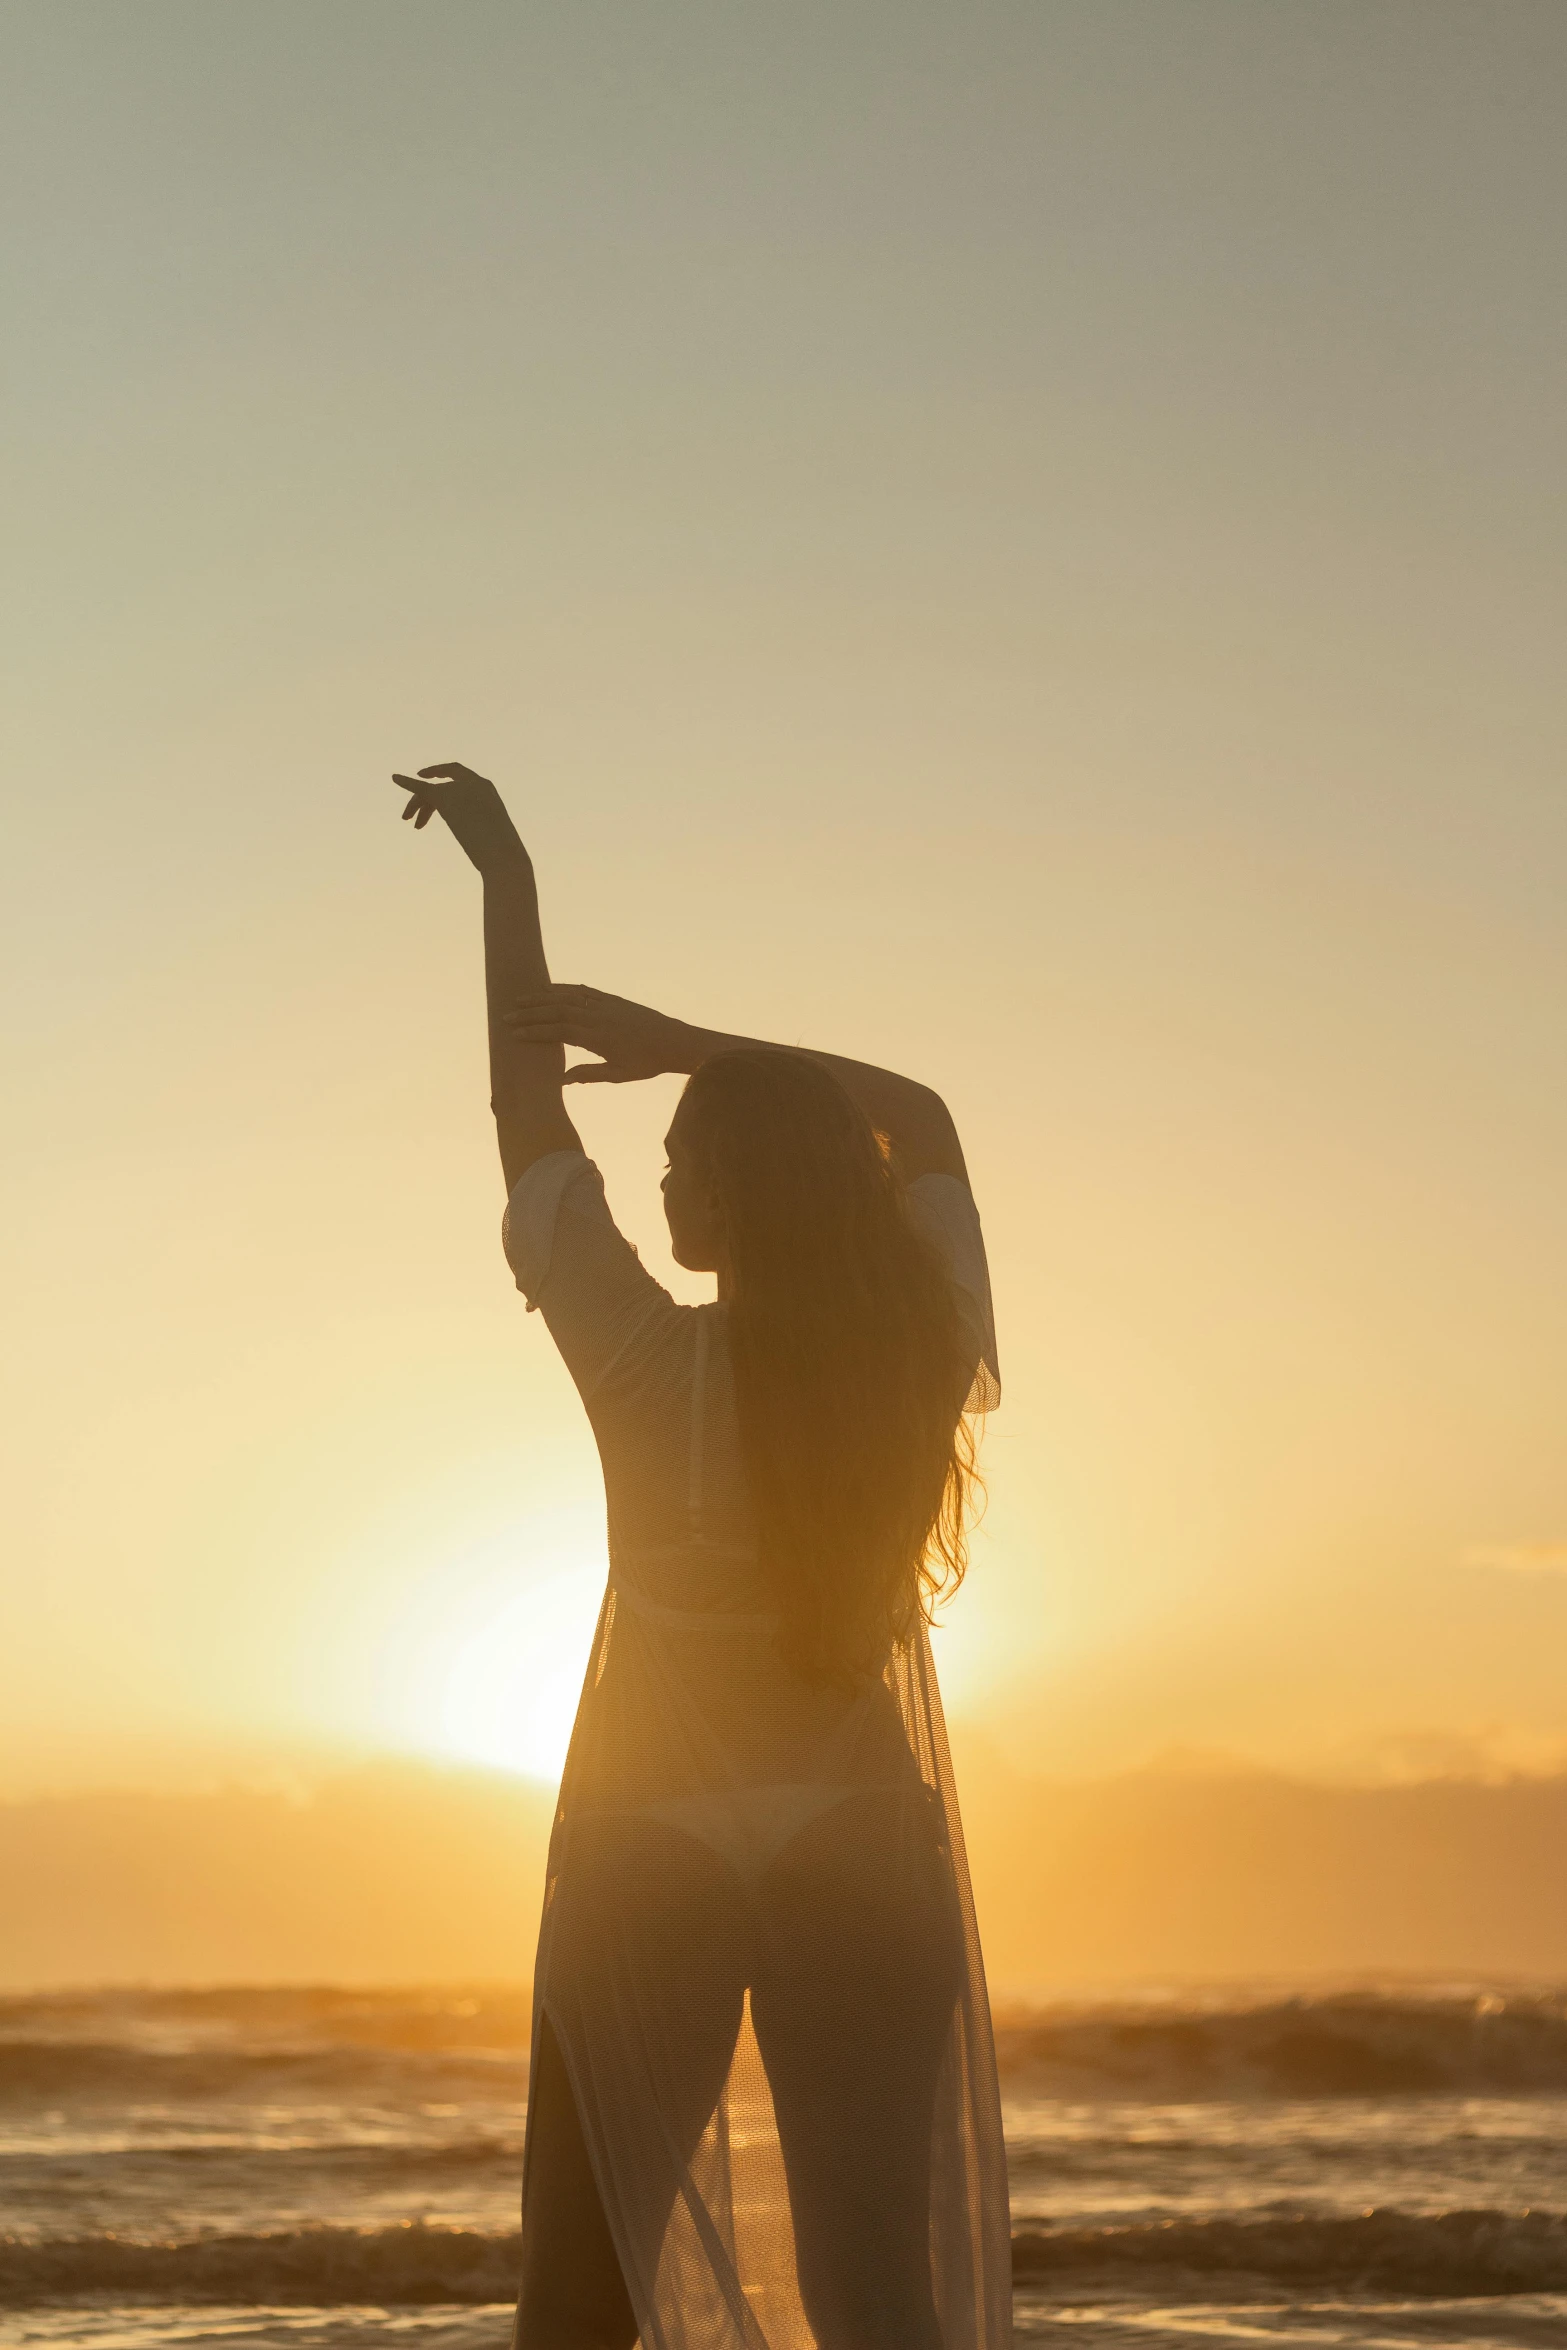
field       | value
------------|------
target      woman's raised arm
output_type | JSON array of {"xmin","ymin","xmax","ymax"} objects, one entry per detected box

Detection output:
[
  {"xmin": 503, "ymin": 985, "xmax": 968, "ymax": 1184},
  {"xmin": 393, "ymin": 763, "xmax": 581, "ymax": 1194}
]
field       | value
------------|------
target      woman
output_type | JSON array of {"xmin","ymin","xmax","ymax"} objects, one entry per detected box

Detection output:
[{"xmin": 395, "ymin": 762, "xmax": 1011, "ymax": 2350}]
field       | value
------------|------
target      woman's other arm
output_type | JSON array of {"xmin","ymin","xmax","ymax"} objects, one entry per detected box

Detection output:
[
  {"xmin": 503, "ymin": 986, "xmax": 967, "ymax": 1184},
  {"xmin": 394, "ymin": 764, "xmax": 581, "ymax": 1193}
]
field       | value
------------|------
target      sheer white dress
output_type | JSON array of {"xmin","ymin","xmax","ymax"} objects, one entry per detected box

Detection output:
[{"xmin": 502, "ymin": 1151, "xmax": 1010, "ymax": 2350}]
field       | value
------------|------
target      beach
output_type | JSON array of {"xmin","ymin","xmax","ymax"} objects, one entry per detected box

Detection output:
[{"xmin": 5, "ymin": 1985, "xmax": 1567, "ymax": 2348}]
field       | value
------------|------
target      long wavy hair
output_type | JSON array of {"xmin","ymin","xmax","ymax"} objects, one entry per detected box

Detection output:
[{"xmin": 677, "ymin": 1049, "xmax": 982, "ymax": 1681}]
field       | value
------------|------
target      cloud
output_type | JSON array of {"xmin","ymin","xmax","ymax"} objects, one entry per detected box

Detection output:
[{"xmin": 1463, "ymin": 1542, "xmax": 1567, "ymax": 1579}]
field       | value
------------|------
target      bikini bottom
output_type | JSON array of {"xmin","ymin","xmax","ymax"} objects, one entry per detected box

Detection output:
[{"xmin": 629, "ymin": 1782, "xmax": 859, "ymax": 1884}]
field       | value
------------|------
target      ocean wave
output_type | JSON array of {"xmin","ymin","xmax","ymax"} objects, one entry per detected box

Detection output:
[
  {"xmin": 1013, "ymin": 2208, "xmax": 1567, "ymax": 2296},
  {"xmin": 994, "ymin": 1992, "xmax": 1567, "ymax": 2099},
  {"xmin": 0, "ymin": 1987, "xmax": 532, "ymax": 2053},
  {"xmin": 0, "ymin": 2224, "xmax": 522, "ymax": 2306},
  {"xmin": 8, "ymin": 1989, "xmax": 1567, "ymax": 2109},
  {"xmin": 0, "ymin": 2041, "xmax": 523, "ymax": 2106},
  {"xmin": 7, "ymin": 2210, "xmax": 1567, "ymax": 2307}
]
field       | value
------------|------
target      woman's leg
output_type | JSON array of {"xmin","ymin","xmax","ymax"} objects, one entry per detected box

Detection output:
[
  {"xmin": 515, "ymin": 1818, "xmax": 750, "ymax": 2349},
  {"xmin": 513, "ymin": 2013, "xmax": 639, "ymax": 2350},
  {"xmin": 750, "ymin": 1788, "xmax": 964, "ymax": 2350}
]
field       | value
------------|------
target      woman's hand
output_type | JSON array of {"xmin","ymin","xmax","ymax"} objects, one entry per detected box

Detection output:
[
  {"xmin": 504, "ymin": 985, "xmax": 695, "ymax": 1086},
  {"xmin": 393, "ymin": 762, "xmax": 526, "ymax": 876}
]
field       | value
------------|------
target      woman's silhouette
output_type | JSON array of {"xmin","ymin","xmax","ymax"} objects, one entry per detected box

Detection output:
[{"xmin": 395, "ymin": 763, "xmax": 1011, "ymax": 2350}]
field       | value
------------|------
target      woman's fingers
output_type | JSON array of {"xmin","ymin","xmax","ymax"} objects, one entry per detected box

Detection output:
[
  {"xmin": 504, "ymin": 997, "xmax": 570, "ymax": 1027},
  {"xmin": 504, "ymin": 987, "xmax": 604, "ymax": 1042},
  {"xmin": 562, "ymin": 1061, "xmax": 621, "ymax": 1085},
  {"xmin": 511, "ymin": 984, "xmax": 593, "ymax": 1009},
  {"xmin": 509, "ymin": 985, "xmax": 599, "ymax": 1019},
  {"xmin": 504, "ymin": 1017, "xmax": 572, "ymax": 1043},
  {"xmin": 417, "ymin": 761, "xmax": 490, "ymax": 786},
  {"xmin": 394, "ymin": 774, "xmax": 441, "ymax": 827}
]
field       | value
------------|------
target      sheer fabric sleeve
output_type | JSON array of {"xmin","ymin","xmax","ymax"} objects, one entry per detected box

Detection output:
[
  {"xmin": 501, "ymin": 1150, "xmax": 680, "ymax": 1405},
  {"xmin": 907, "ymin": 1171, "xmax": 1001, "ymax": 1414}
]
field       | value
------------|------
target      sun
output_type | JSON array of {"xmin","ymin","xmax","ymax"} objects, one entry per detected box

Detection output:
[
  {"xmin": 362, "ymin": 1507, "xmax": 610, "ymax": 1785},
  {"xmin": 437, "ymin": 1564, "xmax": 606, "ymax": 1780}
]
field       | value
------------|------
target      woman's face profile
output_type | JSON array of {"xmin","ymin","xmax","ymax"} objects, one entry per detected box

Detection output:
[{"xmin": 662, "ymin": 1117, "xmax": 726, "ymax": 1274}]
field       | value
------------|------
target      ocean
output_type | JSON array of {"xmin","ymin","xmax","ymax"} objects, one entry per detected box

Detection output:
[{"xmin": 3, "ymin": 1985, "xmax": 1566, "ymax": 2347}]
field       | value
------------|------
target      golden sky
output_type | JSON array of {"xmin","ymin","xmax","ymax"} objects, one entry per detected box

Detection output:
[{"xmin": 3, "ymin": 2, "xmax": 1565, "ymax": 1804}]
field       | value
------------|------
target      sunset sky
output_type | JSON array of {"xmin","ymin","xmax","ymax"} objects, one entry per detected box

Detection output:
[{"xmin": 4, "ymin": 2, "xmax": 1565, "ymax": 1814}]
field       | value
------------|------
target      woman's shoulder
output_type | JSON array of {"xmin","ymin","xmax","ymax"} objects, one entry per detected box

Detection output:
[
  {"xmin": 501, "ymin": 1148, "xmax": 603, "ymax": 1306},
  {"xmin": 503, "ymin": 1151, "xmax": 721, "ymax": 1404}
]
